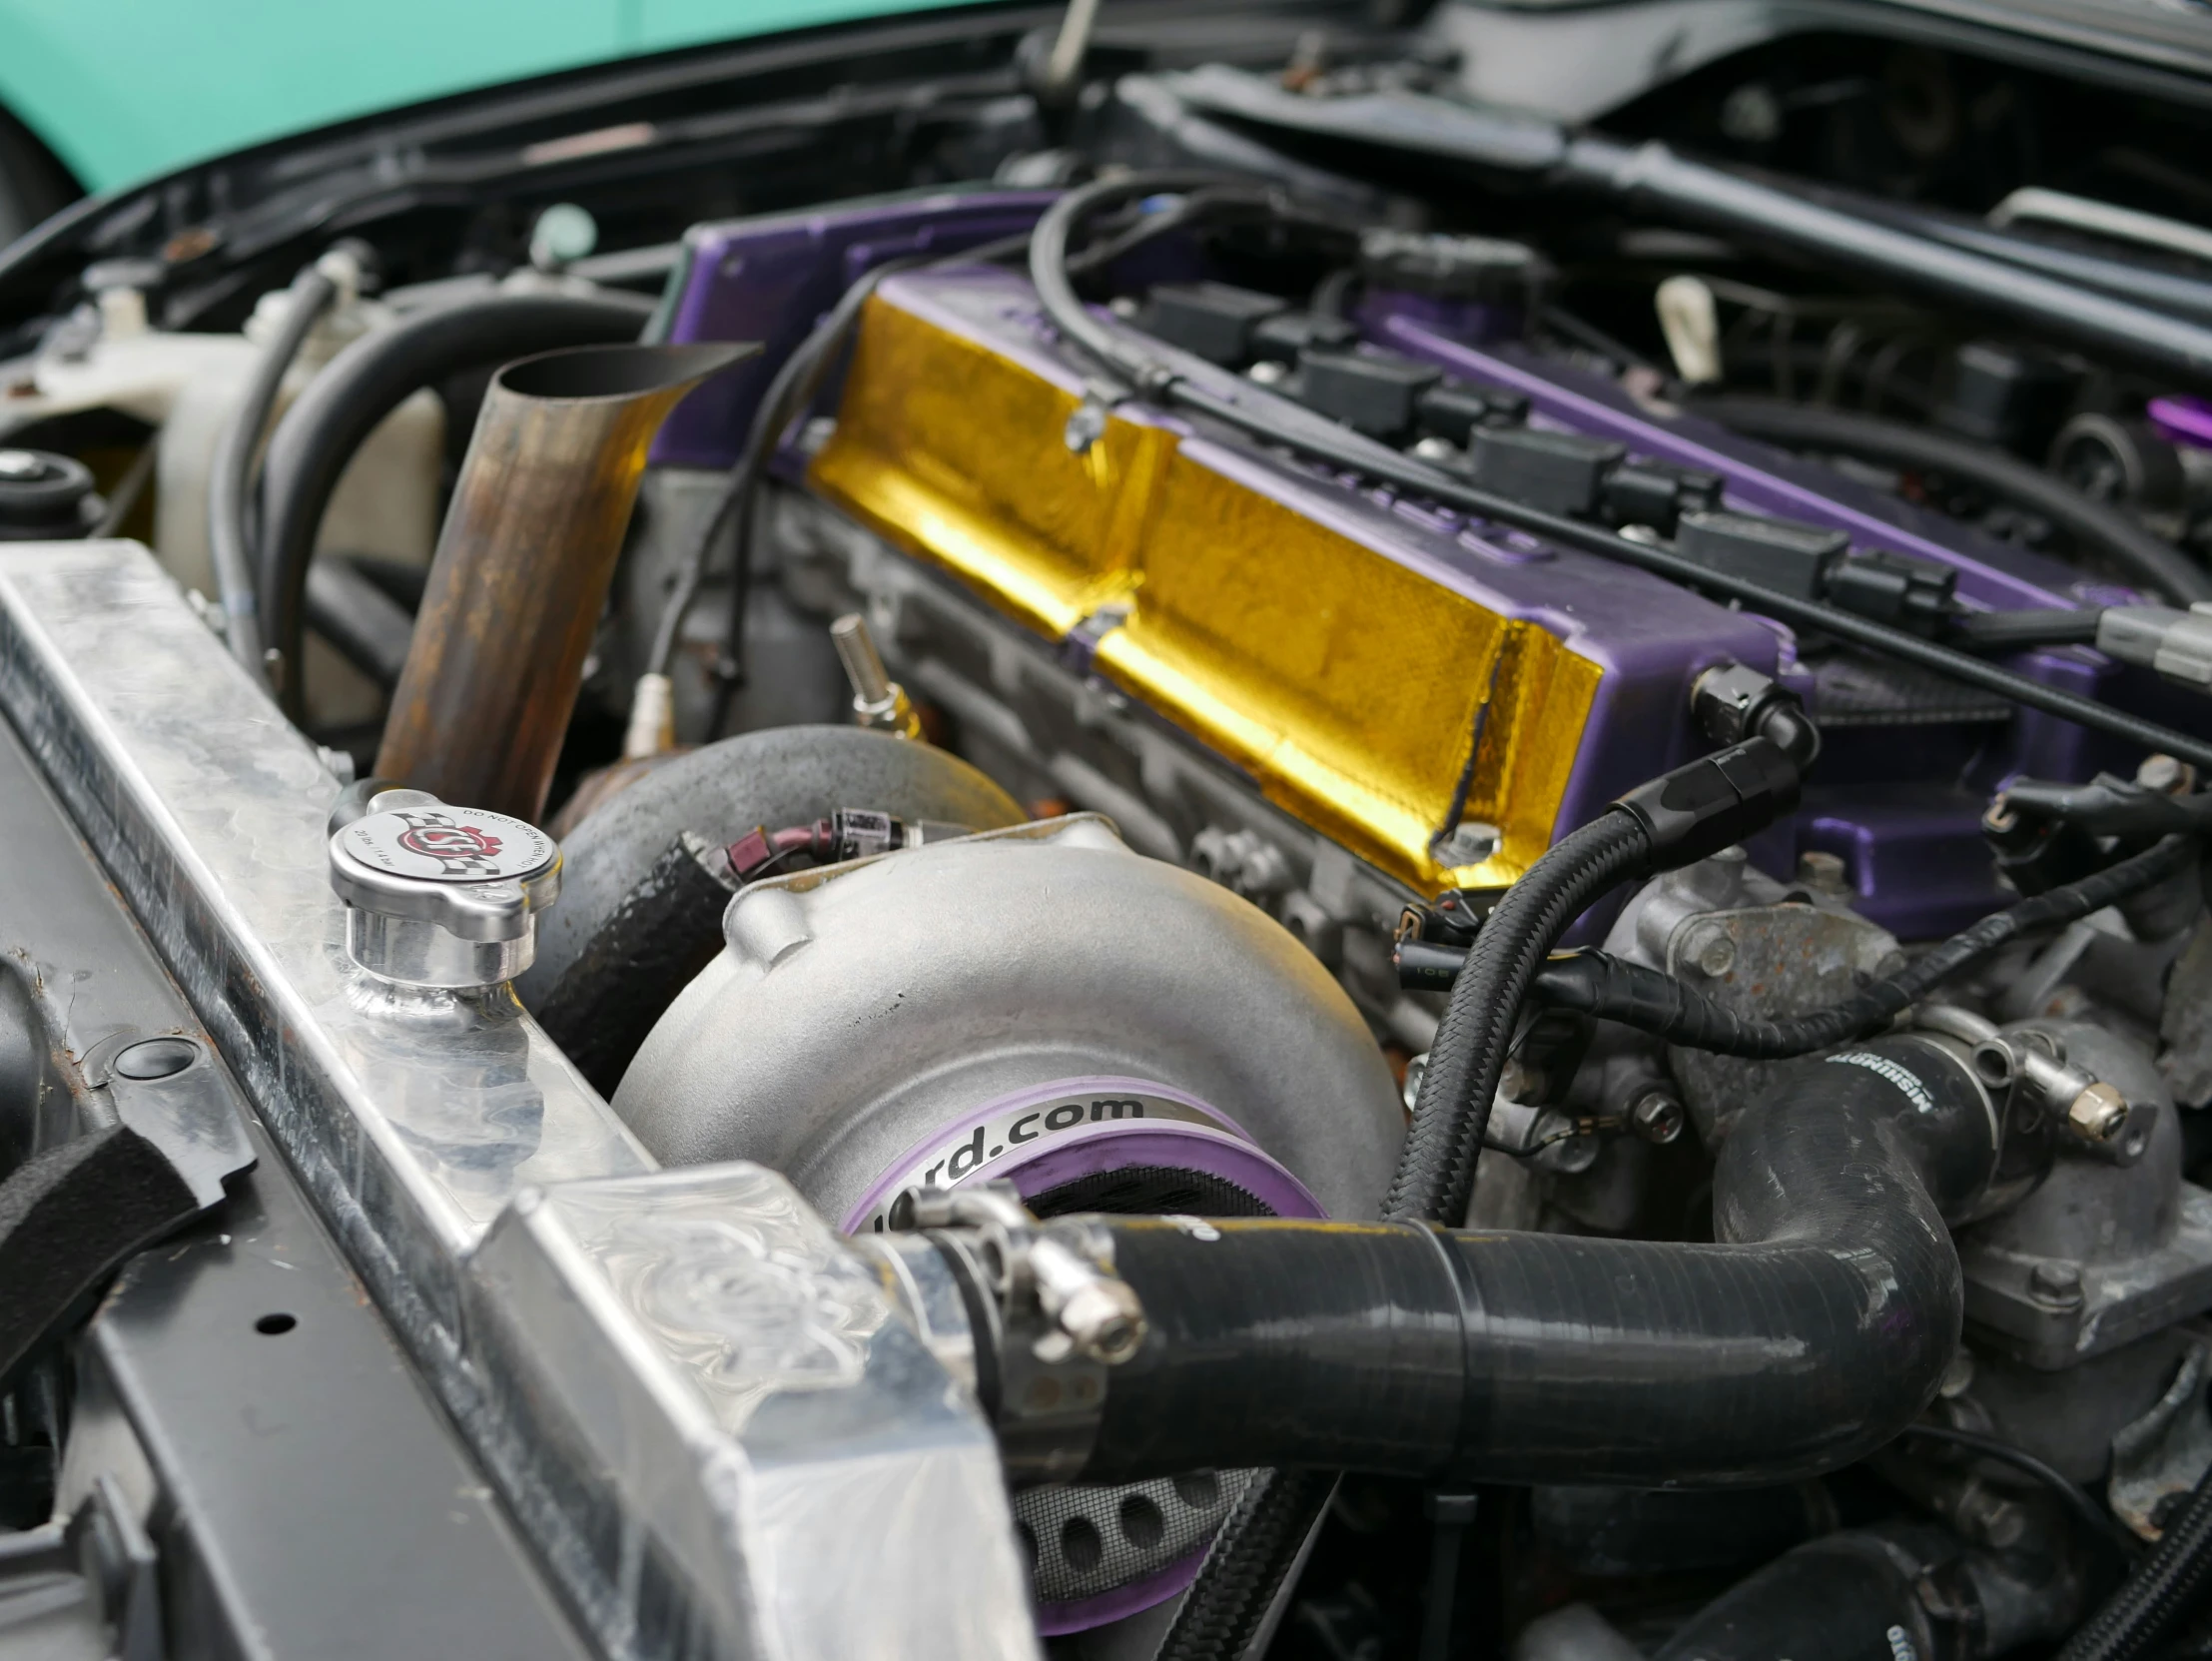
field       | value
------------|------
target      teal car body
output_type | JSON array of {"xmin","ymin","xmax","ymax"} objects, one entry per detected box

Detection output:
[{"xmin": 0, "ymin": 0, "xmax": 957, "ymax": 194}]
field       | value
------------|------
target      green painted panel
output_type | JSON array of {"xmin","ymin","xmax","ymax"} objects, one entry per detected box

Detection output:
[{"xmin": 0, "ymin": 0, "xmax": 962, "ymax": 194}]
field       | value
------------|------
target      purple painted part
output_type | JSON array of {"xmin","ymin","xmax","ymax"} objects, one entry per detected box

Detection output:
[
  {"xmin": 1001, "ymin": 1123, "xmax": 1326, "ymax": 1219},
  {"xmin": 1036, "ymin": 1544, "xmax": 1210, "ymax": 1636},
  {"xmin": 1355, "ymin": 287, "xmax": 1519, "ymax": 345},
  {"xmin": 1800, "ymin": 785, "xmax": 2014, "ymax": 940},
  {"xmin": 647, "ymin": 188, "xmax": 1056, "ymax": 468},
  {"xmin": 2149, "ymin": 395, "xmax": 2212, "ymax": 452},
  {"xmin": 838, "ymin": 1073, "xmax": 1318, "ymax": 1233},
  {"xmin": 1364, "ymin": 307, "xmax": 2096, "ymax": 615}
]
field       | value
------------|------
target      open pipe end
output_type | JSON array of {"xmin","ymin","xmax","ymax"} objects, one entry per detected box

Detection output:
[{"xmin": 494, "ymin": 340, "xmax": 756, "ymax": 403}]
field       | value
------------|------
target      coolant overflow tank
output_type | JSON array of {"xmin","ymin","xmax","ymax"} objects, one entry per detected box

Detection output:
[{"xmin": 614, "ymin": 814, "xmax": 1404, "ymax": 1228}]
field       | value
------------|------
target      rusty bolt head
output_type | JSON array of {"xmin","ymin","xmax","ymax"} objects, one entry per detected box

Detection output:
[
  {"xmin": 2067, "ymin": 1082, "xmax": 2129, "ymax": 1143},
  {"xmin": 2028, "ymin": 1260, "xmax": 2085, "ymax": 1308},
  {"xmin": 1629, "ymin": 1090, "xmax": 1686, "ymax": 1145}
]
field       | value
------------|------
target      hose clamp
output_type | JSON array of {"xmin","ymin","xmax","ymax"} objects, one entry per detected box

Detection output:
[{"xmin": 892, "ymin": 1181, "xmax": 1143, "ymax": 1481}]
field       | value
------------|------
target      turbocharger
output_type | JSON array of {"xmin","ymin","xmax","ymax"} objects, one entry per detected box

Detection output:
[{"xmin": 615, "ymin": 812, "xmax": 1403, "ymax": 1230}]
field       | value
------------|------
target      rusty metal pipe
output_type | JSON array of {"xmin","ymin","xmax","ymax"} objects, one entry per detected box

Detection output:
[{"xmin": 375, "ymin": 342, "xmax": 752, "ymax": 820}]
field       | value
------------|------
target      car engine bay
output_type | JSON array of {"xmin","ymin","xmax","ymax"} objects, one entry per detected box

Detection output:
[{"xmin": 2, "ymin": 2, "xmax": 2212, "ymax": 1658}]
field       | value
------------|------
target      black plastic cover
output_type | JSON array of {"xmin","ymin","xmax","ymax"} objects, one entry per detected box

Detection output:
[
  {"xmin": 1467, "ymin": 426, "xmax": 1627, "ymax": 516},
  {"xmin": 1676, "ymin": 509, "xmax": 1848, "ymax": 600},
  {"xmin": 1138, "ymin": 281, "xmax": 1287, "ymax": 367},
  {"xmin": 1297, "ymin": 348, "xmax": 1441, "ymax": 439},
  {"xmin": 1250, "ymin": 310, "xmax": 1358, "ymax": 363},
  {"xmin": 1414, "ymin": 380, "xmax": 1530, "ymax": 444}
]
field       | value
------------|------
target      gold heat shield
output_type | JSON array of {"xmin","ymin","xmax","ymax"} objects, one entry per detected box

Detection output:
[{"xmin": 807, "ymin": 286, "xmax": 1601, "ymax": 892}]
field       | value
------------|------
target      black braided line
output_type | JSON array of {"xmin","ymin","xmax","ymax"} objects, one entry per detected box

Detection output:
[{"xmin": 1385, "ymin": 813, "xmax": 1653, "ymax": 1227}]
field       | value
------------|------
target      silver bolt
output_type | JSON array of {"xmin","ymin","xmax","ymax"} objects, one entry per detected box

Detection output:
[
  {"xmin": 2028, "ymin": 1260, "xmax": 2084, "ymax": 1308},
  {"xmin": 1796, "ymin": 850, "xmax": 1849, "ymax": 896},
  {"xmin": 2137, "ymin": 754, "xmax": 2196, "ymax": 796},
  {"xmin": 1057, "ymin": 1278, "xmax": 1147, "ymax": 1365},
  {"xmin": 1683, "ymin": 921, "xmax": 1737, "ymax": 977},
  {"xmin": 1629, "ymin": 1090, "xmax": 1686, "ymax": 1145}
]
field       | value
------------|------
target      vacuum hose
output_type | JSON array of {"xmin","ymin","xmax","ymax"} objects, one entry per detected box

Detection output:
[
  {"xmin": 983, "ymin": 1034, "xmax": 2010, "ymax": 1489},
  {"xmin": 207, "ymin": 256, "xmax": 349, "ymax": 689}
]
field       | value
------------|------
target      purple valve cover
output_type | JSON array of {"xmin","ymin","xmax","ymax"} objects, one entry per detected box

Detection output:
[
  {"xmin": 652, "ymin": 192, "xmax": 2164, "ymax": 941},
  {"xmin": 648, "ymin": 187, "xmax": 1056, "ymax": 467}
]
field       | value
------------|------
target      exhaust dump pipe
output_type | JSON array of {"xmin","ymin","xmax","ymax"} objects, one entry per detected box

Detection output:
[{"xmin": 375, "ymin": 342, "xmax": 752, "ymax": 821}]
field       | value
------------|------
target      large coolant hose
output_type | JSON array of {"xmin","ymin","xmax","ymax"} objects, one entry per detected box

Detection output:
[
  {"xmin": 1689, "ymin": 395, "xmax": 2212, "ymax": 607},
  {"xmin": 1534, "ymin": 832, "xmax": 2198, "ymax": 1059},
  {"xmin": 254, "ymin": 291, "xmax": 651, "ymax": 721},
  {"xmin": 1647, "ymin": 1524, "xmax": 2080, "ymax": 1661},
  {"xmin": 1031, "ymin": 1034, "xmax": 1996, "ymax": 1488}
]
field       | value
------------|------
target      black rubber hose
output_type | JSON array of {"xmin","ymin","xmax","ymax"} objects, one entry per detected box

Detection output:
[
  {"xmin": 255, "ymin": 291, "xmax": 651, "ymax": 721},
  {"xmin": 529, "ymin": 833, "xmax": 734, "ymax": 1097},
  {"xmin": 692, "ymin": 230, "xmax": 1037, "ymax": 715},
  {"xmin": 208, "ymin": 260, "xmax": 341, "ymax": 688},
  {"xmin": 1690, "ymin": 395, "xmax": 2212, "ymax": 607},
  {"xmin": 1387, "ymin": 812, "xmax": 1653, "ymax": 1226},
  {"xmin": 1561, "ymin": 133, "xmax": 2212, "ymax": 392},
  {"xmin": 1061, "ymin": 1033, "xmax": 1996, "ymax": 1487},
  {"xmin": 1533, "ymin": 832, "xmax": 2197, "ymax": 1058},
  {"xmin": 660, "ymin": 259, "xmax": 907, "ymax": 682},
  {"xmin": 303, "ymin": 557, "xmax": 414, "ymax": 689},
  {"xmin": 1647, "ymin": 1526, "xmax": 1973, "ymax": 1661},
  {"xmin": 2059, "ymin": 1458, "xmax": 2212, "ymax": 1661}
]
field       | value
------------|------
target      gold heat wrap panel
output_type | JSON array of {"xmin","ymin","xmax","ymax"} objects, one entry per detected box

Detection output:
[{"xmin": 807, "ymin": 293, "xmax": 1602, "ymax": 891}]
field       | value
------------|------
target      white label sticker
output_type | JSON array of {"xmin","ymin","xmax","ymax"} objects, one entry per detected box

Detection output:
[
  {"xmin": 340, "ymin": 807, "xmax": 554, "ymax": 883},
  {"xmin": 1826, "ymin": 1051, "xmax": 1935, "ymax": 1115}
]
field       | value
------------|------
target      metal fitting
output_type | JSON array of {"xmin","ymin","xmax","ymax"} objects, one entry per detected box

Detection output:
[
  {"xmin": 1029, "ymin": 1237, "xmax": 1147, "ymax": 1365},
  {"xmin": 2028, "ymin": 1259, "xmax": 2086, "ymax": 1309},
  {"xmin": 2138, "ymin": 753, "xmax": 2198, "ymax": 796},
  {"xmin": 830, "ymin": 612, "xmax": 922, "ymax": 738},
  {"xmin": 1629, "ymin": 1089, "xmax": 1686, "ymax": 1146},
  {"xmin": 2097, "ymin": 603, "xmax": 2212, "ymax": 694},
  {"xmin": 1682, "ymin": 920, "xmax": 1738, "ymax": 977},
  {"xmin": 2064, "ymin": 1080, "xmax": 2131, "ymax": 1143},
  {"xmin": 891, "ymin": 1180, "xmax": 1148, "ymax": 1367},
  {"xmin": 1690, "ymin": 661, "xmax": 1820, "ymax": 766}
]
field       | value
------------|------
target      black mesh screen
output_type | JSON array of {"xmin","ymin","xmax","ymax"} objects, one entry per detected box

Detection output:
[{"xmin": 1025, "ymin": 1164, "xmax": 1274, "ymax": 1220}]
